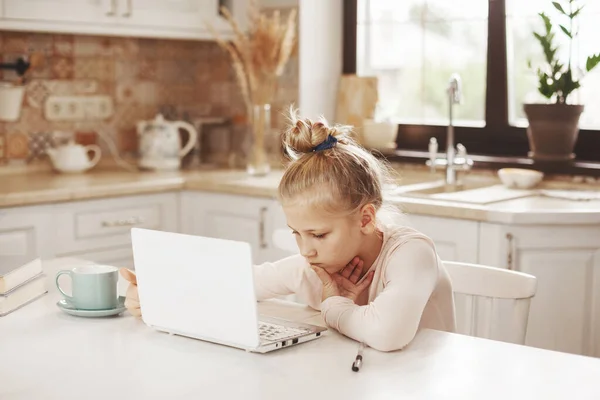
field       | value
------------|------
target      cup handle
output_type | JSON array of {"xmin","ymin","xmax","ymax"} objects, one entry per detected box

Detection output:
[{"xmin": 55, "ymin": 270, "xmax": 74, "ymax": 302}]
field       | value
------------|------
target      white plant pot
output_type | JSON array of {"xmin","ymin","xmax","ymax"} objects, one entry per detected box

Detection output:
[{"xmin": 0, "ymin": 83, "xmax": 25, "ymax": 121}]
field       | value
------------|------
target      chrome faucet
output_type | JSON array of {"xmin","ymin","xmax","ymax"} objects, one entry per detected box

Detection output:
[{"xmin": 426, "ymin": 73, "xmax": 473, "ymax": 186}]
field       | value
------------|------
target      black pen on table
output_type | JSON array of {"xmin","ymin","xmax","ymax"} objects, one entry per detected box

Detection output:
[{"xmin": 352, "ymin": 342, "xmax": 365, "ymax": 372}]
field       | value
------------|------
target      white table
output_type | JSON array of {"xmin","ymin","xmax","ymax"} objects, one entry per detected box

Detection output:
[{"xmin": 1, "ymin": 258, "xmax": 600, "ymax": 400}]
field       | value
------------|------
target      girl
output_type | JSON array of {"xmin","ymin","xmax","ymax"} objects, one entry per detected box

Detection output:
[{"xmin": 121, "ymin": 110, "xmax": 456, "ymax": 352}]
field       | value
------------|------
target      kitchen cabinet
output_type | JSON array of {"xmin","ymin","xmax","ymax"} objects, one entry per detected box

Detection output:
[
  {"xmin": 404, "ymin": 214, "xmax": 479, "ymax": 263},
  {"xmin": 0, "ymin": 193, "xmax": 177, "ymax": 267},
  {"xmin": 0, "ymin": 0, "xmax": 247, "ymax": 40},
  {"xmin": 479, "ymin": 223, "xmax": 600, "ymax": 358},
  {"xmin": 53, "ymin": 192, "xmax": 178, "ymax": 256},
  {"xmin": 0, "ymin": 204, "xmax": 55, "ymax": 260},
  {"xmin": 2, "ymin": 0, "xmax": 117, "ymax": 25},
  {"xmin": 180, "ymin": 191, "xmax": 290, "ymax": 265}
]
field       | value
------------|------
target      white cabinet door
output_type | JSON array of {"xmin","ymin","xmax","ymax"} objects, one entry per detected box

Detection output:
[
  {"xmin": 479, "ymin": 223, "xmax": 600, "ymax": 357},
  {"xmin": 180, "ymin": 191, "xmax": 283, "ymax": 265},
  {"xmin": 3, "ymin": 0, "xmax": 118, "ymax": 24},
  {"xmin": 404, "ymin": 214, "xmax": 479, "ymax": 263},
  {"xmin": 0, "ymin": 204, "xmax": 55, "ymax": 260},
  {"xmin": 125, "ymin": 0, "xmax": 217, "ymax": 30}
]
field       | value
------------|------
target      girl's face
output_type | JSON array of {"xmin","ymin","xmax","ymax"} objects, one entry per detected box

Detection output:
[{"xmin": 283, "ymin": 202, "xmax": 367, "ymax": 274}]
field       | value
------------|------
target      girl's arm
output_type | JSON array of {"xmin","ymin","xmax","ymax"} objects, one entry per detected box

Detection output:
[
  {"xmin": 253, "ymin": 254, "xmax": 320, "ymax": 307},
  {"xmin": 319, "ymin": 238, "xmax": 439, "ymax": 352}
]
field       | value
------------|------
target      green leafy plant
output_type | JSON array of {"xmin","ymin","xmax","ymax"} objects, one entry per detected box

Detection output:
[{"xmin": 529, "ymin": 0, "xmax": 600, "ymax": 104}]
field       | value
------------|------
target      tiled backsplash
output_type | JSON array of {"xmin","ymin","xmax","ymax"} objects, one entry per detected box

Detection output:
[{"xmin": 0, "ymin": 27, "xmax": 298, "ymax": 169}]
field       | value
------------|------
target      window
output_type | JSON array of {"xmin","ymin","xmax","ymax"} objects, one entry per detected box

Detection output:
[
  {"xmin": 506, "ymin": 0, "xmax": 600, "ymax": 129},
  {"xmin": 357, "ymin": 0, "xmax": 488, "ymax": 126},
  {"xmin": 345, "ymin": 0, "xmax": 600, "ymax": 163}
]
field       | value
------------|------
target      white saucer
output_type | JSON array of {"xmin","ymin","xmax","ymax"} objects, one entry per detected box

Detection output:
[{"xmin": 57, "ymin": 296, "xmax": 127, "ymax": 318}]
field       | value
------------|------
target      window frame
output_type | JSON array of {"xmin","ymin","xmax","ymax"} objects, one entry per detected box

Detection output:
[{"xmin": 343, "ymin": 0, "xmax": 600, "ymax": 164}]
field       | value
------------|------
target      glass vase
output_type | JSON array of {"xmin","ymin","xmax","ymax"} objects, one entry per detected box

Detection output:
[{"xmin": 247, "ymin": 103, "xmax": 271, "ymax": 176}]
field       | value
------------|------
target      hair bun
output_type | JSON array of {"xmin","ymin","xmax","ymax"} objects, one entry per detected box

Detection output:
[{"xmin": 283, "ymin": 107, "xmax": 344, "ymax": 156}]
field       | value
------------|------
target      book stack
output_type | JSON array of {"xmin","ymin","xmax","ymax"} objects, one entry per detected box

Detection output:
[{"xmin": 0, "ymin": 257, "xmax": 47, "ymax": 316}]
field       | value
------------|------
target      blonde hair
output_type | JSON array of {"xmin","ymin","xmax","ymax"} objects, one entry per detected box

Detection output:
[{"xmin": 278, "ymin": 108, "xmax": 400, "ymax": 222}]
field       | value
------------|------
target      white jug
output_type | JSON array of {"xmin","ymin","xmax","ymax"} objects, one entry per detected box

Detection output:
[{"xmin": 137, "ymin": 114, "xmax": 197, "ymax": 171}]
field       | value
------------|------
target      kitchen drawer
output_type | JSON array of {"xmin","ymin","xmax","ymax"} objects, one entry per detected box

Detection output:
[
  {"xmin": 54, "ymin": 193, "xmax": 179, "ymax": 255},
  {"xmin": 0, "ymin": 204, "xmax": 55, "ymax": 259}
]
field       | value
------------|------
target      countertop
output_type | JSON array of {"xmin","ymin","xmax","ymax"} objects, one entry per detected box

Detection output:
[
  {"xmin": 1, "ymin": 164, "xmax": 600, "ymax": 225},
  {"xmin": 0, "ymin": 257, "xmax": 599, "ymax": 400}
]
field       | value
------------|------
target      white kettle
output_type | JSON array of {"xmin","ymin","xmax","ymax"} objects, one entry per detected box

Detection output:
[
  {"xmin": 137, "ymin": 114, "xmax": 197, "ymax": 171},
  {"xmin": 46, "ymin": 139, "xmax": 101, "ymax": 173}
]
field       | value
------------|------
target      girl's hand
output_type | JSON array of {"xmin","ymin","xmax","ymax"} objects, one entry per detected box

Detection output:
[
  {"xmin": 119, "ymin": 268, "xmax": 142, "ymax": 318},
  {"xmin": 311, "ymin": 257, "xmax": 375, "ymax": 303}
]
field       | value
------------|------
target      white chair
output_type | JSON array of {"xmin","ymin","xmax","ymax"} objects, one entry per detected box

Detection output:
[
  {"xmin": 444, "ymin": 261, "xmax": 537, "ymax": 345},
  {"xmin": 271, "ymin": 229, "xmax": 538, "ymax": 345}
]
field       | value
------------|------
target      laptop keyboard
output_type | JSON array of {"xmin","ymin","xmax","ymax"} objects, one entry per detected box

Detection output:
[{"xmin": 258, "ymin": 322, "xmax": 310, "ymax": 342}]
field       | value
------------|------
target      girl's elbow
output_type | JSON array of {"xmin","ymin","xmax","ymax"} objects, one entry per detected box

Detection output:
[{"xmin": 364, "ymin": 323, "xmax": 418, "ymax": 352}]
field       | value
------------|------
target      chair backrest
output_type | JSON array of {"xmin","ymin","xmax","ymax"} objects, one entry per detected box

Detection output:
[
  {"xmin": 272, "ymin": 229, "xmax": 538, "ymax": 345},
  {"xmin": 443, "ymin": 261, "xmax": 537, "ymax": 345}
]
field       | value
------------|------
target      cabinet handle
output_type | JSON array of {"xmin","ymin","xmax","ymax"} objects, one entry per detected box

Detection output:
[
  {"xmin": 106, "ymin": 0, "xmax": 117, "ymax": 16},
  {"xmin": 123, "ymin": 0, "xmax": 132, "ymax": 17},
  {"xmin": 102, "ymin": 216, "xmax": 144, "ymax": 227},
  {"xmin": 259, "ymin": 207, "xmax": 268, "ymax": 249},
  {"xmin": 506, "ymin": 233, "xmax": 515, "ymax": 270}
]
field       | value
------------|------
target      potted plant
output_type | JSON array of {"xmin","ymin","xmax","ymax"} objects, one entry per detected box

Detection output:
[{"xmin": 524, "ymin": 0, "xmax": 599, "ymax": 163}]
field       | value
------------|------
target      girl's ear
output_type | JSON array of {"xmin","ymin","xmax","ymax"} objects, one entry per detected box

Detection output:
[{"xmin": 359, "ymin": 204, "xmax": 377, "ymax": 234}]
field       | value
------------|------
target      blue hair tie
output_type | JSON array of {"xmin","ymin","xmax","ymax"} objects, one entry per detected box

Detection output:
[{"xmin": 312, "ymin": 134, "xmax": 338, "ymax": 152}]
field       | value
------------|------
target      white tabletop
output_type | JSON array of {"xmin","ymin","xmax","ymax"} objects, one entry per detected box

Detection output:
[{"xmin": 1, "ymin": 258, "xmax": 600, "ymax": 400}]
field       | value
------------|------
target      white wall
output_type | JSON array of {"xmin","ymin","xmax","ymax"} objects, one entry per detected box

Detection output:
[{"xmin": 298, "ymin": 0, "xmax": 343, "ymax": 121}]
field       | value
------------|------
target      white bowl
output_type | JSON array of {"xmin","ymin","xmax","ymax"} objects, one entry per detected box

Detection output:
[
  {"xmin": 498, "ymin": 168, "xmax": 544, "ymax": 189},
  {"xmin": 361, "ymin": 119, "xmax": 398, "ymax": 149}
]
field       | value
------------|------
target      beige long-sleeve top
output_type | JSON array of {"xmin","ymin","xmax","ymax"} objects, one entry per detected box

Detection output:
[{"xmin": 253, "ymin": 225, "xmax": 456, "ymax": 352}]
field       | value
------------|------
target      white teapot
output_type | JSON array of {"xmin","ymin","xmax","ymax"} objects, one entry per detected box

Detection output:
[
  {"xmin": 46, "ymin": 139, "xmax": 101, "ymax": 173},
  {"xmin": 137, "ymin": 114, "xmax": 197, "ymax": 171}
]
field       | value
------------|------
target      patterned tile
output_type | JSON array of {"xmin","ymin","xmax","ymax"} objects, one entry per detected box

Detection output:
[
  {"xmin": 111, "ymin": 38, "xmax": 139, "ymax": 59},
  {"xmin": 3, "ymin": 33, "xmax": 28, "ymax": 53},
  {"xmin": 28, "ymin": 55, "xmax": 52, "ymax": 79},
  {"xmin": 74, "ymin": 58, "xmax": 114, "ymax": 81},
  {"xmin": 16, "ymin": 107, "xmax": 47, "ymax": 133},
  {"xmin": 54, "ymin": 35, "xmax": 74, "ymax": 57},
  {"xmin": 0, "ymin": 133, "xmax": 5, "ymax": 162},
  {"xmin": 74, "ymin": 36, "xmax": 113, "ymax": 57},
  {"xmin": 25, "ymin": 79, "xmax": 51, "ymax": 108},
  {"xmin": 138, "ymin": 39, "xmax": 159, "ymax": 59},
  {"xmin": 115, "ymin": 60, "xmax": 138, "ymax": 80},
  {"xmin": 27, "ymin": 34, "xmax": 54, "ymax": 58},
  {"xmin": 51, "ymin": 57, "xmax": 74, "ymax": 79},
  {"xmin": 75, "ymin": 131, "xmax": 97, "ymax": 146},
  {"xmin": 27, "ymin": 132, "xmax": 53, "ymax": 162},
  {"xmin": 6, "ymin": 132, "xmax": 29, "ymax": 160},
  {"xmin": 136, "ymin": 82, "xmax": 158, "ymax": 105},
  {"xmin": 118, "ymin": 128, "xmax": 138, "ymax": 153},
  {"xmin": 157, "ymin": 60, "xmax": 180, "ymax": 83},
  {"xmin": 115, "ymin": 81, "xmax": 136, "ymax": 103},
  {"xmin": 45, "ymin": 79, "xmax": 98, "ymax": 95},
  {"xmin": 137, "ymin": 59, "xmax": 157, "ymax": 80}
]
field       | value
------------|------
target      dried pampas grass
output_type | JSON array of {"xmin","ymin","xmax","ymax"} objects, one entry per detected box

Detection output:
[{"xmin": 207, "ymin": 0, "xmax": 297, "ymax": 118}]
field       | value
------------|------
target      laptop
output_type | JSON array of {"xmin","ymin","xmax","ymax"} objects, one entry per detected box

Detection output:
[{"xmin": 130, "ymin": 227, "xmax": 326, "ymax": 353}]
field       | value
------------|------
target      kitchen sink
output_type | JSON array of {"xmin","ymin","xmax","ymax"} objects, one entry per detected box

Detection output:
[
  {"xmin": 385, "ymin": 175, "xmax": 537, "ymax": 205},
  {"xmin": 400, "ymin": 179, "xmax": 495, "ymax": 196}
]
